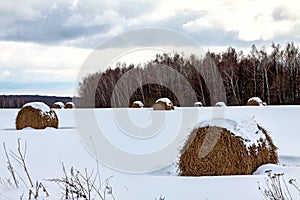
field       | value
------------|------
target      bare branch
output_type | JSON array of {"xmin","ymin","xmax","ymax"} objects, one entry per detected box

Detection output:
[{"xmin": 3, "ymin": 142, "xmax": 18, "ymax": 188}]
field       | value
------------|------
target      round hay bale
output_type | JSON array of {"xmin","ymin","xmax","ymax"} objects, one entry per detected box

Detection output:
[
  {"xmin": 153, "ymin": 98, "xmax": 174, "ymax": 110},
  {"xmin": 52, "ymin": 102, "xmax": 64, "ymax": 109},
  {"xmin": 64, "ymin": 102, "xmax": 75, "ymax": 109},
  {"xmin": 215, "ymin": 102, "xmax": 226, "ymax": 107},
  {"xmin": 16, "ymin": 102, "xmax": 58, "ymax": 130},
  {"xmin": 132, "ymin": 101, "xmax": 144, "ymax": 108},
  {"xmin": 152, "ymin": 101, "xmax": 167, "ymax": 110},
  {"xmin": 247, "ymin": 97, "xmax": 263, "ymax": 106},
  {"xmin": 179, "ymin": 120, "xmax": 278, "ymax": 176},
  {"xmin": 194, "ymin": 102, "xmax": 203, "ymax": 107}
]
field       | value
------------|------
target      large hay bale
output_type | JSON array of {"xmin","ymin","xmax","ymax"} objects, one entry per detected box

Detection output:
[
  {"xmin": 64, "ymin": 102, "xmax": 75, "ymax": 109},
  {"xmin": 194, "ymin": 102, "xmax": 203, "ymax": 107},
  {"xmin": 247, "ymin": 97, "xmax": 263, "ymax": 106},
  {"xmin": 132, "ymin": 101, "xmax": 144, "ymax": 108},
  {"xmin": 16, "ymin": 102, "xmax": 58, "ymax": 130},
  {"xmin": 179, "ymin": 118, "xmax": 278, "ymax": 176},
  {"xmin": 153, "ymin": 98, "xmax": 174, "ymax": 110},
  {"xmin": 52, "ymin": 102, "xmax": 64, "ymax": 109}
]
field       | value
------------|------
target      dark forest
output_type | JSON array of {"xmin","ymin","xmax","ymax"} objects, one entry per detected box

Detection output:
[{"xmin": 79, "ymin": 42, "xmax": 300, "ymax": 107}]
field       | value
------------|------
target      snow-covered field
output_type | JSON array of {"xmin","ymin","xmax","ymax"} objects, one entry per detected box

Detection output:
[{"xmin": 1, "ymin": 106, "xmax": 300, "ymax": 199}]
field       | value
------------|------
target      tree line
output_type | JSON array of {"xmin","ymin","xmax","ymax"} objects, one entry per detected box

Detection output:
[
  {"xmin": 0, "ymin": 95, "xmax": 78, "ymax": 108},
  {"xmin": 78, "ymin": 42, "xmax": 300, "ymax": 107}
]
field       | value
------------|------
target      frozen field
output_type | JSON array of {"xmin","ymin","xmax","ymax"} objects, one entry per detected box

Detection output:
[{"xmin": 1, "ymin": 106, "xmax": 300, "ymax": 199}]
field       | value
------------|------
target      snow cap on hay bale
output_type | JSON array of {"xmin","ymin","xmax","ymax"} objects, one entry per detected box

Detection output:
[
  {"xmin": 194, "ymin": 102, "xmax": 203, "ymax": 107},
  {"xmin": 179, "ymin": 116, "xmax": 278, "ymax": 176},
  {"xmin": 153, "ymin": 98, "xmax": 174, "ymax": 110},
  {"xmin": 52, "ymin": 102, "xmax": 64, "ymax": 109},
  {"xmin": 247, "ymin": 97, "xmax": 263, "ymax": 106},
  {"xmin": 132, "ymin": 101, "xmax": 144, "ymax": 108},
  {"xmin": 64, "ymin": 102, "xmax": 75, "ymax": 109},
  {"xmin": 16, "ymin": 102, "xmax": 58, "ymax": 130},
  {"xmin": 215, "ymin": 102, "xmax": 226, "ymax": 107}
]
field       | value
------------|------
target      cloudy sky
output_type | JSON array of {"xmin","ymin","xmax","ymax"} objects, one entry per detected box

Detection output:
[{"xmin": 0, "ymin": 0, "xmax": 300, "ymax": 96}]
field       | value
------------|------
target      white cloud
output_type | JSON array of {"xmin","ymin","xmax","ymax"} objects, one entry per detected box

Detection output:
[
  {"xmin": 63, "ymin": 14, "xmax": 87, "ymax": 27},
  {"xmin": 218, "ymin": 1, "xmax": 299, "ymax": 41},
  {"xmin": 182, "ymin": 18, "xmax": 214, "ymax": 32},
  {"xmin": 180, "ymin": 0, "xmax": 300, "ymax": 42},
  {"xmin": 0, "ymin": 41, "xmax": 91, "ymax": 83},
  {"xmin": 69, "ymin": 0, "xmax": 79, "ymax": 11},
  {"xmin": 1, "ymin": 0, "xmax": 300, "ymax": 96},
  {"xmin": 0, "ymin": 0, "xmax": 42, "ymax": 22},
  {"xmin": 87, "ymin": 10, "xmax": 125, "ymax": 27},
  {"xmin": 0, "ymin": 70, "xmax": 11, "ymax": 80},
  {"xmin": 1, "ymin": 0, "xmax": 300, "ymax": 44}
]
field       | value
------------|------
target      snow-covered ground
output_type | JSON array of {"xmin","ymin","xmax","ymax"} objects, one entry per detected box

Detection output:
[{"xmin": 1, "ymin": 106, "xmax": 300, "ymax": 199}]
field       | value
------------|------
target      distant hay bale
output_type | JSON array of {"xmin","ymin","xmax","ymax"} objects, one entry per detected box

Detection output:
[
  {"xmin": 64, "ymin": 102, "xmax": 75, "ymax": 109},
  {"xmin": 52, "ymin": 102, "xmax": 64, "ymax": 109},
  {"xmin": 215, "ymin": 102, "xmax": 226, "ymax": 107},
  {"xmin": 152, "ymin": 102, "xmax": 168, "ymax": 110},
  {"xmin": 247, "ymin": 97, "xmax": 263, "ymax": 106},
  {"xmin": 16, "ymin": 102, "xmax": 58, "ymax": 130},
  {"xmin": 179, "ymin": 121, "xmax": 278, "ymax": 176},
  {"xmin": 132, "ymin": 101, "xmax": 144, "ymax": 108},
  {"xmin": 194, "ymin": 102, "xmax": 203, "ymax": 107},
  {"xmin": 153, "ymin": 98, "xmax": 174, "ymax": 110}
]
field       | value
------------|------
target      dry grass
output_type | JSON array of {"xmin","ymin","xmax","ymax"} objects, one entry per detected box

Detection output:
[
  {"xmin": 1, "ymin": 140, "xmax": 113, "ymax": 200},
  {"xmin": 132, "ymin": 101, "xmax": 144, "ymax": 108},
  {"xmin": 2, "ymin": 139, "xmax": 49, "ymax": 199},
  {"xmin": 153, "ymin": 101, "xmax": 174, "ymax": 110},
  {"xmin": 258, "ymin": 171, "xmax": 300, "ymax": 200},
  {"xmin": 247, "ymin": 99, "xmax": 261, "ymax": 106},
  {"xmin": 15, "ymin": 106, "xmax": 58, "ymax": 130},
  {"xmin": 64, "ymin": 102, "xmax": 75, "ymax": 109},
  {"xmin": 52, "ymin": 102, "xmax": 64, "ymax": 109},
  {"xmin": 179, "ymin": 126, "xmax": 278, "ymax": 176},
  {"xmin": 48, "ymin": 164, "xmax": 115, "ymax": 200}
]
